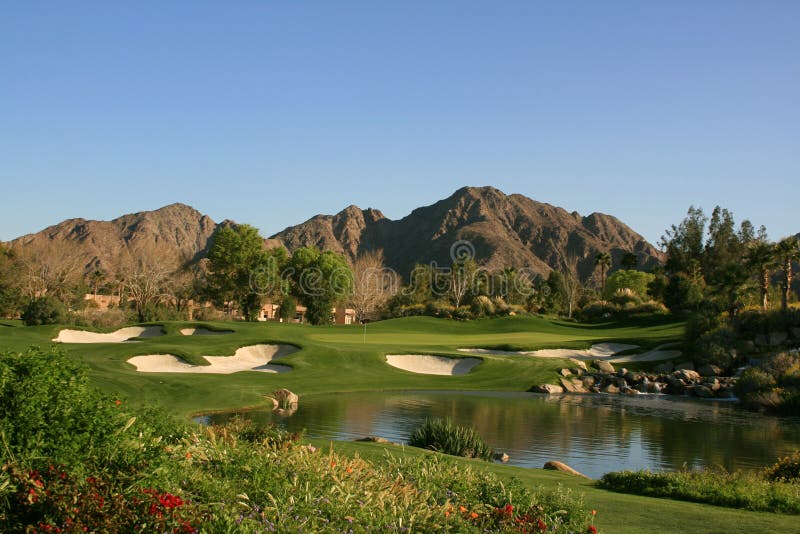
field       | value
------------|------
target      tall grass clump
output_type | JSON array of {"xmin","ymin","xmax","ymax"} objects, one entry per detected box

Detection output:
[{"xmin": 409, "ymin": 418, "xmax": 495, "ymax": 461}]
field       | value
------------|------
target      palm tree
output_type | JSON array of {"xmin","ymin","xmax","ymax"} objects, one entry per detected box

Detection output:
[
  {"xmin": 594, "ymin": 252, "xmax": 612, "ymax": 294},
  {"xmin": 775, "ymin": 236, "xmax": 800, "ymax": 311},
  {"xmin": 88, "ymin": 269, "xmax": 105, "ymax": 297},
  {"xmin": 745, "ymin": 241, "xmax": 775, "ymax": 311}
]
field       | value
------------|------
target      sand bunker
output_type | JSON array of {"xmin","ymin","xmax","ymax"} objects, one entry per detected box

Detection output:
[
  {"xmin": 127, "ymin": 344, "xmax": 297, "ymax": 374},
  {"xmin": 460, "ymin": 343, "xmax": 680, "ymax": 363},
  {"xmin": 179, "ymin": 327, "xmax": 233, "ymax": 336},
  {"xmin": 385, "ymin": 355, "xmax": 481, "ymax": 376},
  {"xmin": 53, "ymin": 326, "xmax": 164, "ymax": 343}
]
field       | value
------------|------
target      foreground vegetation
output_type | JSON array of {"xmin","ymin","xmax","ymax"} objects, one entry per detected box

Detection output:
[{"xmin": 599, "ymin": 465, "xmax": 800, "ymax": 515}]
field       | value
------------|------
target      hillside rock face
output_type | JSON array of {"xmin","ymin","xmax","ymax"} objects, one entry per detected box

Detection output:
[
  {"xmin": 7, "ymin": 187, "xmax": 664, "ymax": 281},
  {"xmin": 271, "ymin": 186, "xmax": 663, "ymax": 279},
  {"xmin": 10, "ymin": 203, "xmax": 219, "ymax": 275}
]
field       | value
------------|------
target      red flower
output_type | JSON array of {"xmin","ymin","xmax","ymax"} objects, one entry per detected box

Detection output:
[
  {"xmin": 537, "ymin": 518, "xmax": 547, "ymax": 531},
  {"xmin": 588, "ymin": 525, "xmax": 598, "ymax": 534}
]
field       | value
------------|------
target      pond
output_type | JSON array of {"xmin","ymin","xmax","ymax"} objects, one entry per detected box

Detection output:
[{"xmin": 197, "ymin": 391, "xmax": 800, "ymax": 479}]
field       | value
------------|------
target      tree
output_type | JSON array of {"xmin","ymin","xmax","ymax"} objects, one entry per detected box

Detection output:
[
  {"xmin": 561, "ymin": 254, "xmax": 582, "ymax": 319},
  {"xmin": 206, "ymin": 225, "xmax": 283, "ymax": 321},
  {"xmin": 0, "ymin": 244, "xmax": 22, "ymax": 317},
  {"xmin": 21, "ymin": 296, "xmax": 66, "ymax": 325},
  {"xmin": 621, "ymin": 252, "xmax": 639, "ymax": 271},
  {"xmin": 449, "ymin": 258, "xmax": 477, "ymax": 308},
  {"xmin": 661, "ymin": 206, "xmax": 707, "ymax": 275},
  {"xmin": 14, "ymin": 239, "xmax": 84, "ymax": 304},
  {"xmin": 745, "ymin": 241, "xmax": 776, "ymax": 311},
  {"xmin": 87, "ymin": 269, "xmax": 106, "ymax": 297},
  {"xmin": 775, "ymin": 236, "xmax": 800, "ymax": 312},
  {"xmin": 594, "ymin": 252, "xmax": 611, "ymax": 294},
  {"xmin": 287, "ymin": 247, "xmax": 352, "ymax": 325},
  {"xmin": 712, "ymin": 263, "xmax": 751, "ymax": 320},
  {"xmin": 349, "ymin": 250, "xmax": 397, "ymax": 322},
  {"xmin": 118, "ymin": 241, "xmax": 177, "ymax": 322}
]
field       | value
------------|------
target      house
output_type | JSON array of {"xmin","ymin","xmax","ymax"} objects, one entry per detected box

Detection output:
[{"xmin": 258, "ymin": 303, "xmax": 356, "ymax": 325}]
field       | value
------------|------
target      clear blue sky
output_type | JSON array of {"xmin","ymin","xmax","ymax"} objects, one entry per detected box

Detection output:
[{"xmin": 2, "ymin": 1, "xmax": 798, "ymax": 245}]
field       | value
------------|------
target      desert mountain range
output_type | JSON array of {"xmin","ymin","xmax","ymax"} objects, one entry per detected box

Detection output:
[{"xmin": 8, "ymin": 186, "xmax": 663, "ymax": 280}]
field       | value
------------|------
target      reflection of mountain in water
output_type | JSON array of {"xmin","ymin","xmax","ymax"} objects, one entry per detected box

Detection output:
[{"xmin": 199, "ymin": 392, "xmax": 800, "ymax": 479}]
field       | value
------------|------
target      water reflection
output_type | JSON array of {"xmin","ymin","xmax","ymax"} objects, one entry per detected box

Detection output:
[{"xmin": 197, "ymin": 391, "xmax": 800, "ymax": 479}]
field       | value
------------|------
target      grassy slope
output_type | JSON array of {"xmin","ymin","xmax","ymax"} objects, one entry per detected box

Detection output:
[
  {"xmin": 0, "ymin": 315, "xmax": 684, "ymax": 416},
  {"xmin": 2, "ymin": 315, "xmax": 797, "ymax": 530},
  {"xmin": 325, "ymin": 441, "xmax": 798, "ymax": 534}
]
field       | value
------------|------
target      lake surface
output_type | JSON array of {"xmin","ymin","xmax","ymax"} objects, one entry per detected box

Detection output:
[{"xmin": 197, "ymin": 391, "xmax": 800, "ymax": 479}]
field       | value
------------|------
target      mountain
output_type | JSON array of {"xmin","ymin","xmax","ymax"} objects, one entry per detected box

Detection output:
[
  {"xmin": 270, "ymin": 186, "xmax": 663, "ymax": 278},
  {"xmin": 9, "ymin": 203, "xmax": 220, "ymax": 276},
  {"xmin": 6, "ymin": 187, "xmax": 664, "ymax": 282}
]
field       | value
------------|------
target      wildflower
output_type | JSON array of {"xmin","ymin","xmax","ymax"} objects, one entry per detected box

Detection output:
[
  {"xmin": 537, "ymin": 519, "xmax": 547, "ymax": 531},
  {"xmin": 331, "ymin": 461, "xmax": 337, "ymax": 468},
  {"xmin": 459, "ymin": 506, "xmax": 467, "ymax": 513},
  {"xmin": 445, "ymin": 510, "xmax": 451, "ymax": 518},
  {"xmin": 346, "ymin": 467, "xmax": 353, "ymax": 474},
  {"xmin": 115, "ymin": 399, "xmax": 122, "ymax": 406},
  {"xmin": 592, "ymin": 509, "xmax": 597, "ymax": 516},
  {"xmin": 469, "ymin": 512, "xmax": 478, "ymax": 519},
  {"xmin": 587, "ymin": 526, "xmax": 598, "ymax": 534},
  {"xmin": 186, "ymin": 452, "xmax": 192, "ymax": 459},
  {"xmin": 307, "ymin": 445, "xmax": 317, "ymax": 453}
]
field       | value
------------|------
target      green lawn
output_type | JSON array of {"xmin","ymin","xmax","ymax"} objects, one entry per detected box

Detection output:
[{"xmin": 0, "ymin": 315, "xmax": 684, "ymax": 417}]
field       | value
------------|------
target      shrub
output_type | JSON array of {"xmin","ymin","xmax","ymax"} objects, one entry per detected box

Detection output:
[
  {"xmin": 21, "ymin": 296, "xmax": 66, "ymax": 326},
  {"xmin": 764, "ymin": 452, "xmax": 800, "ymax": 482},
  {"xmin": 734, "ymin": 367, "xmax": 776, "ymax": 398},
  {"xmin": 408, "ymin": 418, "xmax": 494, "ymax": 461},
  {"xmin": 471, "ymin": 295, "xmax": 495, "ymax": 317}
]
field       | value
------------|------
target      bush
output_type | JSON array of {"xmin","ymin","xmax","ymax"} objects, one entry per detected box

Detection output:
[
  {"xmin": 734, "ymin": 368, "xmax": 776, "ymax": 398},
  {"xmin": 21, "ymin": 296, "xmax": 66, "ymax": 326},
  {"xmin": 408, "ymin": 418, "xmax": 494, "ymax": 461},
  {"xmin": 764, "ymin": 452, "xmax": 800, "ymax": 482},
  {"xmin": 471, "ymin": 295, "xmax": 495, "ymax": 317}
]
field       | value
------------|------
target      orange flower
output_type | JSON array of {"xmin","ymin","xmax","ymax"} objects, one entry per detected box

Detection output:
[
  {"xmin": 346, "ymin": 467, "xmax": 353, "ymax": 474},
  {"xmin": 114, "ymin": 400, "xmax": 121, "ymax": 406},
  {"xmin": 469, "ymin": 512, "xmax": 478, "ymax": 519},
  {"xmin": 331, "ymin": 461, "xmax": 336, "ymax": 468},
  {"xmin": 185, "ymin": 452, "xmax": 192, "ymax": 459},
  {"xmin": 592, "ymin": 509, "xmax": 597, "ymax": 516},
  {"xmin": 445, "ymin": 510, "xmax": 451, "ymax": 518},
  {"xmin": 459, "ymin": 506, "xmax": 467, "ymax": 513}
]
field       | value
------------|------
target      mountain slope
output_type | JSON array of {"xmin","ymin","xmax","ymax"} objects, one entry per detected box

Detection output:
[{"xmin": 271, "ymin": 186, "xmax": 663, "ymax": 278}]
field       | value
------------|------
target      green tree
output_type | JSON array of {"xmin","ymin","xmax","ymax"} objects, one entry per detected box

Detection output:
[
  {"xmin": 663, "ymin": 273, "xmax": 704, "ymax": 313},
  {"xmin": 661, "ymin": 206, "xmax": 707, "ymax": 275},
  {"xmin": 449, "ymin": 258, "xmax": 477, "ymax": 308},
  {"xmin": 775, "ymin": 236, "xmax": 800, "ymax": 312},
  {"xmin": 206, "ymin": 225, "xmax": 284, "ymax": 321},
  {"xmin": 287, "ymin": 247, "xmax": 352, "ymax": 325},
  {"xmin": 621, "ymin": 252, "xmax": 639, "ymax": 271},
  {"xmin": 0, "ymin": 244, "xmax": 21, "ymax": 317},
  {"xmin": 745, "ymin": 241, "xmax": 776, "ymax": 311},
  {"xmin": 712, "ymin": 263, "xmax": 751, "ymax": 320},
  {"xmin": 594, "ymin": 252, "xmax": 611, "ymax": 293}
]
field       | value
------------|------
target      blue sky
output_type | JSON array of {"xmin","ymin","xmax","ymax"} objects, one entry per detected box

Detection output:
[{"xmin": 1, "ymin": 1, "xmax": 798, "ymax": 245}]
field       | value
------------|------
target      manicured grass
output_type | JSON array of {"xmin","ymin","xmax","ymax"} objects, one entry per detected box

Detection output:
[
  {"xmin": 323, "ymin": 440, "xmax": 800, "ymax": 534},
  {"xmin": 0, "ymin": 315, "xmax": 685, "ymax": 417}
]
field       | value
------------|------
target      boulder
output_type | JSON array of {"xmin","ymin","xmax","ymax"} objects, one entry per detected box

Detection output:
[
  {"xmin": 594, "ymin": 360, "xmax": 616, "ymax": 373},
  {"xmin": 674, "ymin": 369, "xmax": 701, "ymax": 383},
  {"xmin": 493, "ymin": 452, "xmax": 510, "ymax": 463},
  {"xmin": 535, "ymin": 384, "xmax": 564, "ymax": 395},
  {"xmin": 624, "ymin": 371, "xmax": 642, "ymax": 383},
  {"xmin": 602, "ymin": 383, "xmax": 620, "ymax": 394},
  {"xmin": 636, "ymin": 380, "xmax": 650, "ymax": 393},
  {"xmin": 543, "ymin": 461, "xmax": 590, "ymax": 479},
  {"xmin": 569, "ymin": 358, "xmax": 588, "ymax": 371},
  {"xmin": 666, "ymin": 378, "xmax": 686, "ymax": 395},
  {"xmin": 559, "ymin": 368, "xmax": 573, "ymax": 377},
  {"xmin": 698, "ymin": 364, "xmax": 722, "ymax": 377},
  {"xmin": 582, "ymin": 376, "xmax": 596, "ymax": 388},
  {"xmin": 675, "ymin": 362, "xmax": 695, "ymax": 371},
  {"xmin": 355, "ymin": 436, "xmax": 398, "ymax": 445},
  {"xmin": 270, "ymin": 389, "xmax": 299, "ymax": 415},
  {"xmin": 623, "ymin": 387, "xmax": 640, "ymax": 396},
  {"xmin": 559, "ymin": 377, "xmax": 587, "ymax": 393},
  {"xmin": 703, "ymin": 377, "xmax": 721, "ymax": 392},
  {"xmin": 651, "ymin": 382, "xmax": 667, "ymax": 394}
]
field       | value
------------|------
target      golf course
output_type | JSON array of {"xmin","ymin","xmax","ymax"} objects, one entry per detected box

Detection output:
[{"xmin": 3, "ymin": 314, "xmax": 800, "ymax": 532}]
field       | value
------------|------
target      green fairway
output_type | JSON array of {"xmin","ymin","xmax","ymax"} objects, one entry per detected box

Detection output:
[{"xmin": 0, "ymin": 315, "xmax": 684, "ymax": 417}]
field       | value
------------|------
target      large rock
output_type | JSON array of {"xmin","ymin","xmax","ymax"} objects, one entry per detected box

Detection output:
[
  {"xmin": 666, "ymin": 378, "xmax": 686, "ymax": 394},
  {"xmin": 674, "ymin": 369, "xmax": 701, "ymax": 383},
  {"xmin": 569, "ymin": 358, "xmax": 588, "ymax": 371},
  {"xmin": 594, "ymin": 360, "xmax": 616, "ymax": 373},
  {"xmin": 602, "ymin": 383, "xmax": 620, "ymax": 394},
  {"xmin": 493, "ymin": 452, "xmax": 510, "ymax": 462},
  {"xmin": 543, "ymin": 461, "xmax": 590, "ymax": 479},
  {"xmin": 559, "ymin": 377, "xmax": 588, "ymax": 393},
  {"xmin": 559, "ymin": 368, "xmax": 573, "ymax": 377},
  {"xmin": 582, "ymin": 376, "xmax": 596, "ymax": 388},
  {"xmin": 535, "ymin": 384, "xmax": 564, "ymax": 395},
  {"xmin": 691, "ymin": 385, "xmax": 714, "ymax": 398},
  {"xmin": 271, "ymin": 388, "xmax": 299, "ymax": 415}
]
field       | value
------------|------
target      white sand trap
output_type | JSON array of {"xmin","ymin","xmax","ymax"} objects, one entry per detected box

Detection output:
[
  {"xmin": 386, "ymin": 355, "xmax": 481, "ymax": 376},
  {"xmin": 127, "ymin": 344, "xmax": 297, "ymax": 374},
  {"xmin": 53, "ymin": 326, "xmax": 164, "ymax": 343},
  {"xmin": 460, "ymin": 342, "xmax": 682, "ymax": 363},
  {"xmin": 179, "ymin": 327, "xmax": 233, "ymax": 336}
]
